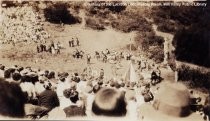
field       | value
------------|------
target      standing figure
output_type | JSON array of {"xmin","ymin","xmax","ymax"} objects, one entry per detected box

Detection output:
[
  {"xmin": 76, "ymin": 37, "xmax": 79, "ymax": 46},
  {"xmin": 87, "ymin": 54, "xmax": 91, "ymax": 64},
  {"xmin": 99, "ymin": 69, "xmax": 104, "ymax": 79},
  {"xmin": 79, "ymin": 50, "xmax": 84, "ymax": 59},
  {"xmin": 69, "ymin": 40, "xmax": 72, "ymax": 47},
  {"xmin": 95, "ymin": 51, "xmax": 100, "ymax": 60},
  {"xmin": 102, "ymin": 54, "xmax": 107, "ymax": 63},
  {"xmin": 72, "ymin": 38, "xmax": 75, "ymax": 47},
  {"xmin": 37, "ymin": 44, "xmax": 41, "ymax": 53},
  {"xmin": 105, "ymin": 49, "xmax": 110, "ymax": 55}
]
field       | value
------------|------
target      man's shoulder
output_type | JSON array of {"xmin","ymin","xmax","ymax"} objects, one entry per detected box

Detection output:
[{"xmin": 41, "ymin": 90, "xmax": 56, "ymax": 96}]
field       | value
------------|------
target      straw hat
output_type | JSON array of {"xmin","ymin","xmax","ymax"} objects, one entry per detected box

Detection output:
[{"xmin": 139, "ymin": 82, "xmax": 204, "ymax": 121}]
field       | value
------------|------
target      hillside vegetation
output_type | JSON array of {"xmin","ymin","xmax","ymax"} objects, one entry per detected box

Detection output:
[{"xmin": 1, "ymin": 1, "xmax": 209, "ymax": 92}]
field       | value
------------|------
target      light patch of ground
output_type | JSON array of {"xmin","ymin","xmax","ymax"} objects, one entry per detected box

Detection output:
[
  {"xmin": 0, "ymin": 23, "xmax": 136, "ymax": 78},
  {"xmin": 47, "ymin": 24, "xmax": 135, "ymax": 54}
]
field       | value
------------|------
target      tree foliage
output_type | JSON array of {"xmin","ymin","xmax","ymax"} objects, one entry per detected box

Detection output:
[{"xmin": 44, "ymin": 2, "xmax": 81, "ymax": 24}]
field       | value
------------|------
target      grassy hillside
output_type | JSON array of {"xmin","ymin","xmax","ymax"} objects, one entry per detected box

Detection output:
[{"xmin": 84, "ymin": 4, "xmax": 164, "ymax": 63}]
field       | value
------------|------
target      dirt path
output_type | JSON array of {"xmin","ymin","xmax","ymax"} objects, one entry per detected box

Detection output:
[
  {"xmin": 150, "ymin": 20, "xmax": 210, "ymax": 72},
  {"xmin": 152, "ymin": 24, "xmax": 175, "ymax": 64},
  {"xmin": 78, "ymin": 9, "xmax": 86, "ymax": 28}
]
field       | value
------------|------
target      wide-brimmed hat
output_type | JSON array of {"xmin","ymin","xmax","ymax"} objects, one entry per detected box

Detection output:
[{"xmin": 139, "ymin": 82, "xmax": 204, "ymax": 121}]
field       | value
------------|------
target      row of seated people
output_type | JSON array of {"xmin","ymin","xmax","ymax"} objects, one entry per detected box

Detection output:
[{"xmin": 0, "ymin": 64, "xmax": 209, "ymax": 120}]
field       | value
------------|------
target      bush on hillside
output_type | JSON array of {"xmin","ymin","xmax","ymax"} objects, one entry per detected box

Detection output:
[
  {"xmin": 151, "ymin": 6, "xmax": 206, "ymax": 33},
  {"xmin": 135, "ymin": 32, "xmax": 164, "ymax": 63},
  {"xmin": 173, "ymin": 23, "xmax": 210, "ymax": 68},
  {"xmin": 44, "ymin": 2, "xmax": 81, "ymax": 24},
  {"xmin": 111, "ymin": 17, "xmax": 152, "ymax": 33},
  {"xmin": 86, "ymin": 4, "xmax": 152, "ymax": 33},
  {"xmin": 85, "ymin": 17, "xmax": 105, "ymax": 30},
  {"xmin": 178, "ymin": 65, "xmax": 210, "ymax": 91},
  {"xmin": 157, "ymin": 20, "xmax": 177, "ymax": 34},
  {"xmin": 148, "ymin": 46, "xmax": 164, "ymax": 63}
]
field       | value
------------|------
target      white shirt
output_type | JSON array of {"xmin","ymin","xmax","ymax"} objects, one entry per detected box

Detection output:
[
  {"xmin": 56, "ymin": 81, "xmax": 68, "ymax": 97},
  {"xmin": 77, "ymin": 81, "xmax": 87, "ymax": 93},
  {"xmin": 85, "ymin": 93, "xmax": 95, "ymax": 117},
  {"xmin": 0, "ymin": 70, "xmax": 4, "ymax": 78},
  {"xmin": 34, "ymin": 82, "xmax": 45, "ymax": 95},
  {"xmin": 20, "ymin": 82, "xmax": 36, "ymax": 98},
  {"xmin": 126, "ymin": 100, "xmax": 138, "ymax": 121},
  {"xmin": 59, "ymin": 97, "xmax": 72, "ymax": 110}
]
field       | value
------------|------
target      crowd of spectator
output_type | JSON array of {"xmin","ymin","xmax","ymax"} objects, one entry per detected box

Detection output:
[
  {"xmin": 0, "ymin": 5, "xmax": 50, "ymax": 44},
  {"xmin": 0, "ymin": 2, "xmax": 209, "ymax": 121},
  {"xmin": 0, "ymin": 63, "xmax": 208, "ymax": 120}
]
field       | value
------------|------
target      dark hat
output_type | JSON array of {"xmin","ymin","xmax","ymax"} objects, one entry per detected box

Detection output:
[
  {"xmin": 115, "ymin": 82, "xmax": 121, "ymax": 89},
  {"xmin": 98, "ymin": 80, "xmax": 103, "ymax": 86},
  {"xmin": 93, "ymin": 84, "xmax": 101, "ymax": 94},
  {"xmin": 43, "ymin": 81, "xmax": 52, "ymax": 90},
  {"xmin": 110, "ymin": 81, "xmax": 115, "ymax": 87},
  {"xmin": 0, "ymin": 65, "xmax": 5, "ymax": 70}
]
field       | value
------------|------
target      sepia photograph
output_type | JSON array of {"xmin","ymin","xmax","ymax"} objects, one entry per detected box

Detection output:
[{"xmin": 0, "ymin": 0, "xmax": 209, "ymax": 120}]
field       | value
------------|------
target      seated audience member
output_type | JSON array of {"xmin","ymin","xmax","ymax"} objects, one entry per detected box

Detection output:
[
  {"xmin": 139, "ymin": 82, "xmax": 205, "ymax": 121},
  {"xmin": 17, "ymin": 66, "xmax": 24, "ymax": 72},
  {"xmin": 83, "ymin": 85, "xmax": 94, "ymax": 117},
  {"xmin": 4, "ymin": 68, "xmax": 16, "ymax": 82},
  {"xmin": 203, "ymin": 95, "xmax": 210, "ymax": 121},
  {"xmin": 0, "ymin": 65, "xmax": 5, "ymax": 77},
  {"xmin": 44, "ymin": 70, "xmax": 49, "ymax": 77},
  {"xmin": 63, "ymin": 104, "xmax": 86, "ymax": 117},
  {"xmin": 59, "ymin": 89, "xmax": 72, "ymax": 109},
  {"xmin": 93, "ymin": 84, "xmax": 101, "ymax": 94},
  {"xmin": 110, "ymin": 81, "xmax": 116, "ymax": 88},
  {"xmin": 126, "ymin": 91, "xmax": 138, "ymax": 120},
  {"xmin": 47, "ymin": 71, "xmax": 55, "ymax": 79},
  {"xmin": 77, "ymin": 77, "xmax": 87, "ymax": 93},
  {"xmin": 125, "ymin": 83, "xmax": 136, "ymax": 101},
  {"xmin": 189, "ymin": 90, "xmax": 203, "ymax": 113},
  {"xmin": 11, "ymin": 72, "xmax": 22, "ymax": 84},
  {"xmin": 92, "ymin": 87, "xmax": 127, "ymax": 117},
  {"xmin": 0, "ymin": 78, "xmax": 26, "ymax": 119},
  {"xmin": 56, "ymin": 77, "xmax": 68, "ymax": 98},
  {"xmin": 34, "ymin": 78, "xmax": 46, "ymax": 95},
  {"xmin": 142, "ymin": 90, "xmax": 154, "ymax": 103},
  {"xmin": 20, "ymin": 75, "xmax": 36, "ymax": 101},
  {"xmin": 33, "ymin": 82, "xmax": 59, "ymax": 118},
  {"xmin": 63, "ymin": 89, "xmax": 86, "ymax": 117},
  {"xmin": 69, "ymin": 89, "xmax": 79, "ymax": 104},
  {"xmin": 38, "ymin": 82, "xmax": 59, "ymax": 109}
]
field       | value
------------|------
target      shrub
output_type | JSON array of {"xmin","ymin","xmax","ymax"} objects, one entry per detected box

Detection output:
[
  {"xmin": 148, "ymin": 46, "xmax": 164, "ymax": 63},
  {"xmin": 173, "ymin": 25, "xmax": 210, "ymax": 68},
  {"xmin": 135, "ymin": 31, "xmax": 164, "ymax": 63},
  {"xmin": 44, "ymin": 2, "xmax": 81, "ymax": 24},
  {"xmin": 85, "ymin": 17, "xmax": 105, "ymax": 30},
  {"xmin": 178, "ymin": 65, "xmax": 210, "ymax": 91},
  {"xmin": 86, "ymin": 4, "xmax": 152, "ymax": 33},
  {"xmin": 157, "ymin": 20, "xmax": 177, "ymax": 34}
]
